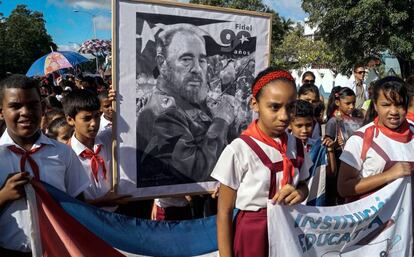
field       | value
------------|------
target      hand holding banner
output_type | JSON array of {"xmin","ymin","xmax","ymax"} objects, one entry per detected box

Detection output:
[{"xmin": 268, "ymin": 177, "xmax": 412, "ymax": 257}]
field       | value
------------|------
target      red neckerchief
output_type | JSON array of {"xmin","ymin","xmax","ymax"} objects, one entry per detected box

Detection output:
[
  {"xmin": 8, "ymin": 145, "xmax": 45, "ymax": 179},
  {"xmin": 361, "ymin": 117, "xmax": 414, "ymax": 160},
  {"xmin": 80, "ymin": 144, "xmax": 107, "ymax": 183},
  {"xmin": 406, "ymin": 112, "xmax": 414, "ymax": 123},
  {"xmin": 241, "ymin": 120, "xmax": 293, "ymax": 186}
]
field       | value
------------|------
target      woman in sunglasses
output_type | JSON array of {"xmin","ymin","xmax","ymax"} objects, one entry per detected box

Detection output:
[{"xmin": 301, "ymin": 71, "xmax": 316, "ymax": 85}]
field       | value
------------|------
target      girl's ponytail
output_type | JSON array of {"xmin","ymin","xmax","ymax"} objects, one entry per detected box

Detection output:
[{"xmin": 326, "ymin": 86, "xmax": 342, "ymax": 118}]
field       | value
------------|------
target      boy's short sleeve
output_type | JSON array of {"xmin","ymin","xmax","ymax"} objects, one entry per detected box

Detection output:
[
  {"xmin": 340, "ymin": 135, "xmax": 363, "ymax": 171},
  {"xmin": 210, "ymin": 144, "xmax": 244, "ymax": 190},
  {"xmin": 325, "ymin": 118, "xmax": 337, "ymax": 139},
  {"xmin": 64, "ymin": 148, "xmax": 90, "ymax": 197}
]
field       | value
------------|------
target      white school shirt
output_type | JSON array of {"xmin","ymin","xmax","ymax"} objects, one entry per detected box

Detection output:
[
  {"xmin": 340, "ymin": 122, "xmax": 414, "ymax": 178},
  {"xmin": 70, "ymin": 129, "xmax": 112, "ymax": 200},
  {"xmin": 98, "ymin": 114, "xmax": 112, "ymax": 133},
  {"xmin": 211, "ymin": 134, "xmax": 312, "ymax": 211},
  {"xmin": 0, "ymin": 130, "xmax": 89, "ymax": 252}
]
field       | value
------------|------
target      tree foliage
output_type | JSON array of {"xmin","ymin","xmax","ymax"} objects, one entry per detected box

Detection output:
[
  {"xmin": 273, "ymin": 25, "xmax": 335, "ymax": 70},
  {"xmin": 0, "ymin": 5, "xmax": 56, "ymax": 78},
  {"xmin": 302, "ymin": 0, "xmax": 414, "ymax": 77},
  {"xmin": 190, "ymin": 0, "xmax": 294, "ymax": 66}
]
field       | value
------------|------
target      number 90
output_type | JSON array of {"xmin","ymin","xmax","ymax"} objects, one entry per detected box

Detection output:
[{"xmin": 220, "ymin": 29, "xmax": 251, "ymax": 45}]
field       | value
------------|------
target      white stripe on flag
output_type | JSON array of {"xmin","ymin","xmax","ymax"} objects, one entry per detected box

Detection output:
[{"xmin": 26, "ymin": 184, "xmax": 43, "ymax": 257}]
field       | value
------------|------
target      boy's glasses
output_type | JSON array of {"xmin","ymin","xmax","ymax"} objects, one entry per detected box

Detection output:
[
  {"xmin": 356, "ymin": 71, "xmax": 366, "ymax": 75},
  {"xmin": 304, "ymin": 79, "xmax": 315, "ymax": 84}
]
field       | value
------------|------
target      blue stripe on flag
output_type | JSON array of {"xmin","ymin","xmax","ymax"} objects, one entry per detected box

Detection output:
[
  {"xmin": 306, "ymin": 193, "xmax": 326, "ymax": 206},
  {"xmin": 305, "ymin": 138, "xmax": 327, "ymax": 206},
  {"xmin": 42, "ymin": 182, "xmax": 219, "ymax": 257},
  {"xmin": 308, "ymin": 139, "xmax": 327, "ymax": 178}
]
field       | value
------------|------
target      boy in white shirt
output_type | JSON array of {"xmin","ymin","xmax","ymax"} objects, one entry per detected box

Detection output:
[
  {"xmin": 0, "ymin": 75, "xmax": 89, "ymax": 255},
  {"xmin": 63, "ymin": 89, "xmax": 128, "ymax": 208}
]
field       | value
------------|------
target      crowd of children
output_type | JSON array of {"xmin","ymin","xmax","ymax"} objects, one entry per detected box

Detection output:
[
  {"xmin": 0, "ymin": 69, "xmax": 413, "ymax": 256},
  {"xmin": 213, "ymin": 69, "xmax": 414, "ymax": 257}
]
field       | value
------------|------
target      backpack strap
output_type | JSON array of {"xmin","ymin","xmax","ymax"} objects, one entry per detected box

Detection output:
[
  {"xmin": 239, "ymin": 135, "xmax": 282, "ymax": 199},
  {"xmin": 354, "ymin": 130, "xmax": 393, "ymax": 169}
]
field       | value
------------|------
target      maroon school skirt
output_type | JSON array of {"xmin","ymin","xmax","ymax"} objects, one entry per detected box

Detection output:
[{"xmin": 233, "ymin": 208, "xmax": 268, "ymax": 257}]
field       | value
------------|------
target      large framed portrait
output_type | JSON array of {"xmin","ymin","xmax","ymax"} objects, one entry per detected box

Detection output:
[{"xmin": 113, "ymin": 0, "xmax": 272, "ymax": 198}]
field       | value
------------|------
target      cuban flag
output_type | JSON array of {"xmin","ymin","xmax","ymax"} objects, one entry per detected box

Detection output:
[
  {"xmin": 304, "ymin": 138, "xmax": 327, "ymax": 206},
  {"xmin": 26, "ymin": 180, "xmax": 219, "ymax": 257}
]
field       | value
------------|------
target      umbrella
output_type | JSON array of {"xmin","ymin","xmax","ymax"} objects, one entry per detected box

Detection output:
[
  {"xmin": 78, "ymin": 39, "xmax": 111, "ymax": 57},
  {"xmin": 26, "ymin": 51, "xmax": 89, "ymax": 77}
]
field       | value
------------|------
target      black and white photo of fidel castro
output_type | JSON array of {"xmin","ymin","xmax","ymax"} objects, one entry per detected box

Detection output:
[{"xmin": 136, "ymin": 24, "xmax": 238, "ymax": 187}]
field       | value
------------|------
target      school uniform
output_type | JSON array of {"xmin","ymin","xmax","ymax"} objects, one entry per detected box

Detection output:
[
  {"xmin": 325, "ymin": 115, "xmax": 363, "ymax": 144},
  {"xmin": 211, "ymin": 133, "xmax": 311, "ymax": 257},
  {"xmin": 325, "ymin": 114, "xmax": 363, "ymax": 205},
  {"xmin": 340, "ymin": 120, "xmax": 414, "ymax": 201},
  {"xmin": 311, "ymin": 121, "xmax": 322, "ymax": 141},
  {"xmin": 69, "ymin": 129, "xmax": 112, "ymax": 201},
  {"xmin": 0, "ymin": 130, "xmax": 89, "ymax": 253},
  {"xmin": 98, "ymin": 114, "xmax": 112, "ymax": 133}
]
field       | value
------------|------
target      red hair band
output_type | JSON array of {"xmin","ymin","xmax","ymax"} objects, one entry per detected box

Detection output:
[{"xmin": 252, "ymin": 70, "xmax": 295, "ymax": 98}]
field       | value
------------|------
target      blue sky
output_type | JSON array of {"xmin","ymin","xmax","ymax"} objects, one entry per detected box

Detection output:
[{"xmin": 1, "ymin": 0, "xmax": 306, "ymax": 51}]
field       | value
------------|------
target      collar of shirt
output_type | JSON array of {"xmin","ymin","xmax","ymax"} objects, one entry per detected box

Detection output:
[
  {"xmin": 70, "ymin": 134, "xmax": 104, "ymax": 156},
  {"xmin": 0, "ymin": 129, "xmax": 55, "ymax": 150},
  {"xmin": 100, "ymin": 114, "xmax": 112, "ymax": 128}
]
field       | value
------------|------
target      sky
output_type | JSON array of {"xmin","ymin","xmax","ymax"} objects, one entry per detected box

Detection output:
[{"xmin": 1, "ymin": 0, "xmax": 307, "ymax": 51}]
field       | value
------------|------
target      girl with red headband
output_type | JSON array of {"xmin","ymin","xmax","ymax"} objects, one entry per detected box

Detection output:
[
  {"xmin": 211, "ymin": 67, "xmax": 310, "ymax": 257},
  {"xmin": 338, "ymin": 77, "xmax": 414, "ymax": 203}
]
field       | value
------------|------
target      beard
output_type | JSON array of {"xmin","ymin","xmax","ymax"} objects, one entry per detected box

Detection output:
[
  {"xmin": 165, "ymin": 70, "xmax": 208, "ymax": 105},
  {"xmin": 178, "ymin": 83, "xmax": 208, "ymax": 105}
]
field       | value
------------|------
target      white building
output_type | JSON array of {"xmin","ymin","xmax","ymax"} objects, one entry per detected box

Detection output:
[{"xmin": 293, "ymin": 18, "xmax": 401, "ymax": 97}]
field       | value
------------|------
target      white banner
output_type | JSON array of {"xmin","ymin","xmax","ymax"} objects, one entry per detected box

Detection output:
[{"xmin": 268, "ymin": 177, "xmax": 412, "ymax": 257}]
